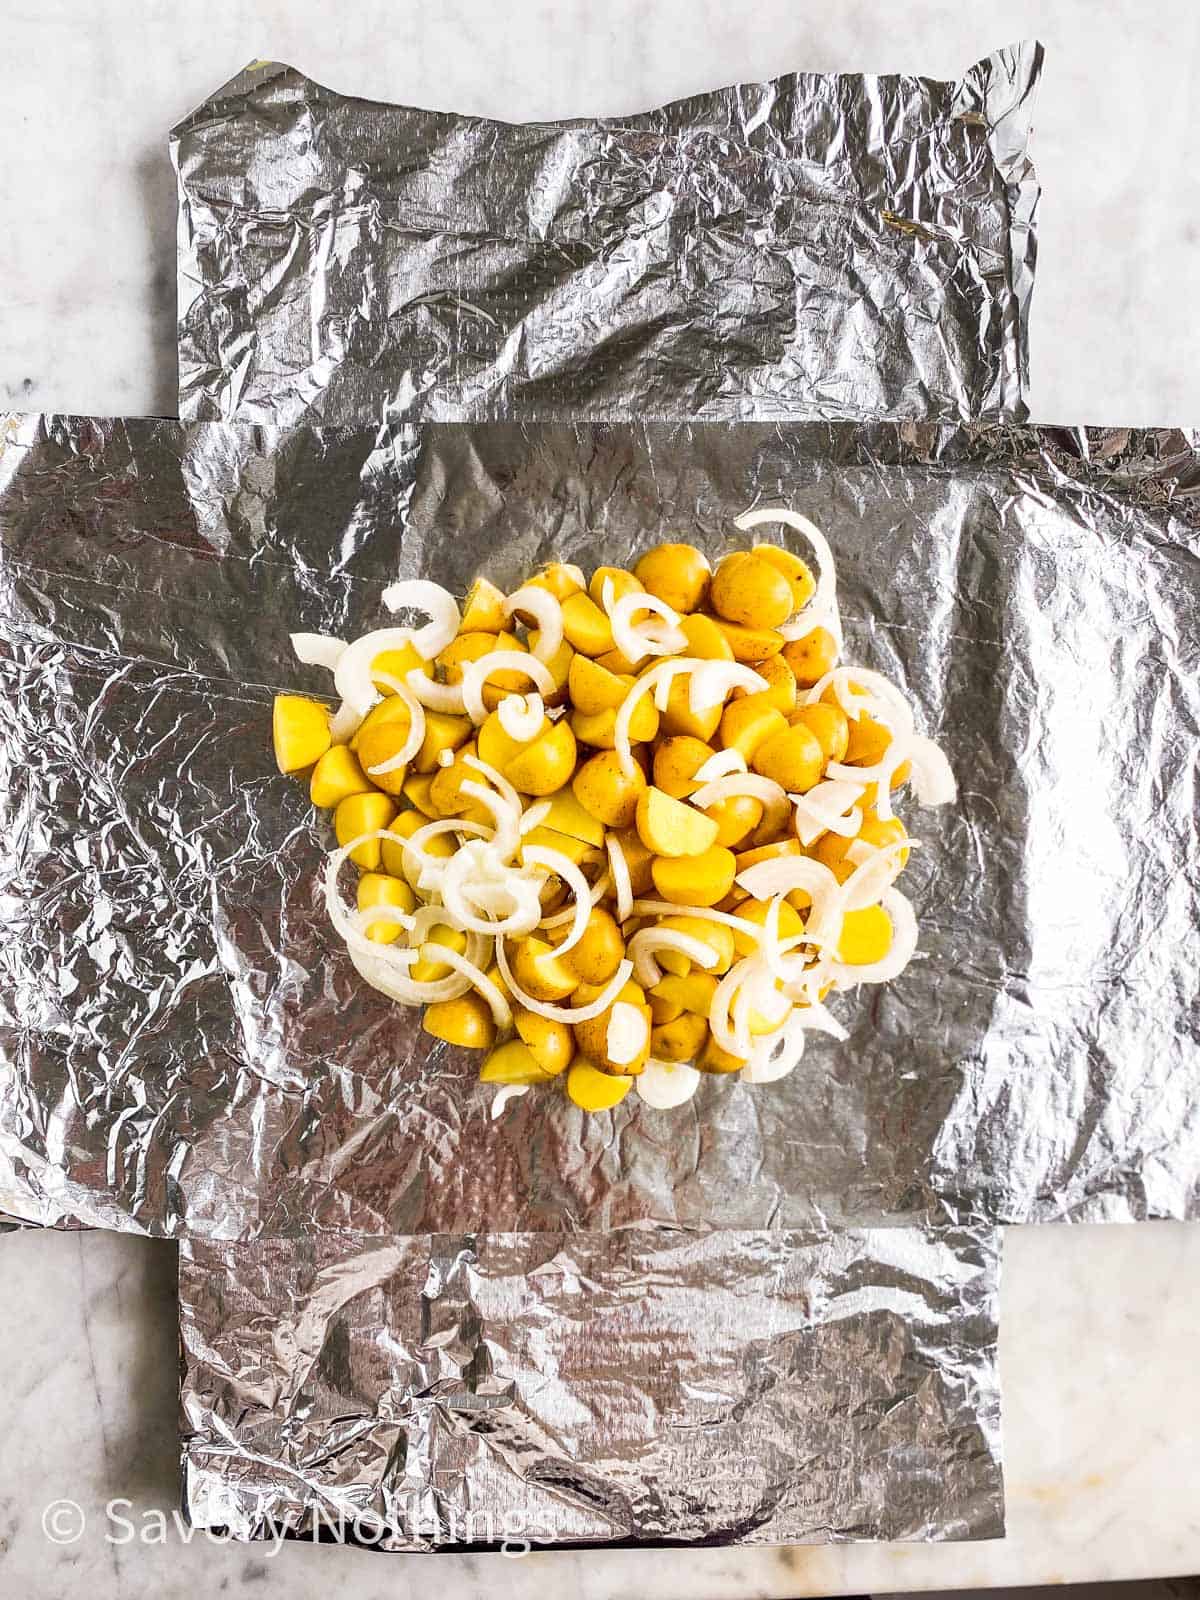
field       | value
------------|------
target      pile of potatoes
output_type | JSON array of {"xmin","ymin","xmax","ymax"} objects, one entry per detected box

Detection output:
[{"xmin": 273, "ymin": 541, "xmax": 908, "ymax": 1113}]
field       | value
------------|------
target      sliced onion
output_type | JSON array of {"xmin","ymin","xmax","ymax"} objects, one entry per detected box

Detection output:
[
  {"xmin": 906, "ymin": 735, "xmax": 958, "ymax": 806},
  {"xmin": 440, "ymin": 847, "xmax": 542, "ymax": 936},
  {"xmin": 380, "ymin": 579, "xmax": 460, "ymax": 660},
  {"xmin": 804, "ymin": 666, "xmax": 914, "ymax": 735},
  {"xmin": 691, "ymin": 772, "xmax": 789, "ymax": 836},
  {"xmin": 615, "ymin": 658, "xmax": 699, "ymax": 775},
  {"xmin": 610, "ymin": 589, "xmax": 687, "ymax": 665},
  {"xmin": 826, "ymin": 888, "xmax": 919, "ymax": 987},
  {"xmin": 606, "ymin": 833, "xmax": 633, "ymax": 924},
  {"xmin": 712, "ymin": 959, "xmax": 757, "ymax": 1058},
  {"xmin": 735, "ymin": 855, "xmax": 844, "ymax": 945},
  {"xmin": 791, "ymin": 780, "xmax": 866, "ymax": 847},
  {"xmin": 498, "ymin": 692, "xmax": 546, "ymax": 742},
  {"xmin": 494, "ymin": 940, "xmax": 634, "ymax": 1023},
  {"xmin": 637, "ymin": 1058, "xmax": 701, "ymax": 1109},
  {"xmin": 427, "ymin": 942, "xmax": 512, "ymax": 1029},
  {"xmin": 693, "ymin": 748, "xmax": 747, "ymax": 783},
  {"xmin": 491, "ymin": 1084, "xmax": 530, "ymax": 1119},
  {"xmin": 503, "ymin": 585, "xmax": 563, "ymax": 663},
  {"xmin": 688, "ymin": 661, "xmax": 769, "ymax": 713},
  {"xmin": 459, "ymin": 777, "xmax": 521, "ymax": 862},
  {"xmin": 606, "ymin": 1001, "xmax": 649, "ymax": 1066},
  {"xmin": 328, "ymin": 627, "xmax": 420, "ymax": 739},
  {"xmin": 630, "ymin": 898, "xmax": 767, "ymax": 943},
  {"xmin": 826, "ymin": 731, "xmax": 913, "ymax": 821},
  {"xmin": 539, "ymin": 871, "xmax": 610, "ymax": 928},
  {"xmin": 522, "ymin": 844, "xmax": 592, "ymax": 957},
  {"xmin": 400, "ymin": 818, "xmax": 491, "ymax": 892},
  {"xmin": 290, "ymin": 631, "xmax": 346, "ymax": 670},
  {"xmin": 839, "ymin": 838, "xmax": 915, "ymax": 913},
  {"xmin": 404, "ymin": 668, "xmax": 466, "ymax": 714},
  {"xmin": 347, "ymin": 939, "xmax": 472, "ymax": 1007},
  {"xmin": 519, "ymin": 800, "xmax": 552, "ymax": 835},
  {"xmin": 361, "ymin": 674, "xmax": 426, "ymax": 774},
  {"xmin": 461, "ymin": 650, "xmax": 555, "ymax": 724},
  {"xmin": 628, "ymin": 927, "xmax": 720, "ymax": 988},
  {"xmin": 735, "ymin": 507, "xmax": 842, "ymax": 647},
  {"xmin": 745, "ymin": 1017, "xmax": 806, "ymax": 1083}
]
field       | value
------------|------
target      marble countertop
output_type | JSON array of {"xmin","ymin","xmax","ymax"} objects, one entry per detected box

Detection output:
[{"xmin": 1, "ymin": 2, "xmax": 1198, "ymax": 1595}]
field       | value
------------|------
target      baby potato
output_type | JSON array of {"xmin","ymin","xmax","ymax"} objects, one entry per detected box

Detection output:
[
  {"xmin": 710, "ymin": 551, "xmax": 794, "ymax": 629},
  {"xmin": 654, "ymin": 915, "xmax": 735, "ymax": 976},
  {"xmin": 812, "ymin": 814, "xmax": 909, "ymax": 882},
  {"xmin": 334, "ymin": 792, "xmax": 398, "ymax": 870},
  {"xmin": 510, "ymin": 936, "xmax": 577, "ymax": 1001},
  {"xmin": 428, "ymin": 743, "xmax": 492, "ymax": 824},
  {"xmin": 733, "ymin": 837, "xmax": 802, "ymax": 873},
  {"xmin": 568, "ymin": 653, "xmax": 630, "ymax": 715},
  {"xmin": 751, "ymin": 544, "xmax": 817, "ymax": 611},
  {"xmin": 572, "ymin": 981, "xmax": 651, "ymax": 1075},
  {"xmin": 413, "ymin": 710, "xmax": 473, "ymax": 775},
  {"xmin": 708, "ymin": 794, "xmax": 763, "ymax": 849},
  {"xmin": 525, "ymin": 633, "xmax": 575, "ymax": 702},
  {"xmin": 411, "ymin": 924, "xmax": 469, "ymax": 983},
  {"xmin": 836, "ymin": 903, "xmax": 894, "ymax": 966},
  {"xmin": 520, "ymin": 825, "xmax": 595, "ymax": 868},
  {"xmin": 527, "ymin": 563, "xmax": 585, "ymax": 601},
  {"xmin": 309, "ymin": 744, "xmax": 375, "ymax": 810},
  {"xmin": 561, "ymin": 906, "xmax": 626, "ymax": 984},
  {"xmin": 636, "ymin": 787, "xmax": 720, "ymax": 858},
  {"xmin": 353, "ymin": 698, "xmax": 416, "ymax": 792},
  {"xmin": 658, "ymin": 674, "xmax": 722, "ymax": 742},
  {"xmin": 573, "ymin": 749, "xmax": 647, "ymax": 829},
  {"xmin": 613, "ymin": 828, "xmax": 655, "ymax": 895},
  {"xmin": 560, "ymin": 592, "xmax": 615, "ymax": 657},
  {"xmin": 679, "ymin": 612, "xmax": 734, "ymax": 660},
  {"xmin": 566, "ymin": 1060, "xmax": 634, "ymax": 1111},
  {"xmin": 480, "ymin": 1039, "xmax": 556, "ymax": 1085},
  {"xmin": 712, "ymin": 618, "xmax": 785, "ymax": 662},
  {"xmin": 381, "ymin": 810, "xmax": 455, "ymax": 883},
  {"xmin": 782, "ymin": 626, "xmax": 839, "ymax": 687},
  {"xmin": 513, "ymin": 1007, "xmax": 575, "ymax": 1076},
  {"xmin": 843, "ymin": 710, "xmax": 893, "ymax": 767},
  {"xmin": 436, "ymin": 630, "xmax": 500, "ymax": 681},
  {"xmin": 370, "ymin": 639, "xmax": 425, "ymax": 694},
  {"xmin": 651, "ymin": 1011, "xmax": 709, "ymax": 1062},
  {"xmin": 459, "ymin": 575, "xmax": 507, "ymax": 633},
  {"xmin": 401, "ymin": 772, "xmax": 439, "ymax": 817},
  {"xmin": 735, "ymin": 653, "xmax": 796, "ymax": 715},
  {"xmin": 589, "ymin": 565, "xmax": 643, "ymax": 608},
  {"xmin": 649, "ymin": 990, "xmax": 684, "ymax": 1025},
  {"xmin": 571, "ymin": 698, "xmax": 658, "ymax": 749},
  {"xmin": 698, "ymin": 1034, "xmax": 749, "ymax": 1075},
  {"xmin": 751, "ymin": 722, "xmax": 825, "ymax": 793},
  {"xmin": 789, "ymin": 701, "xmax": 849, "ymax": 763},
  {"xmin": 652, "ymin": 736, "xmax": 715, "ymax": 799},
  {"xmin": 651, "ymin": 845, "xmax": 736, "ymax": 906},
  {"xmin": 633, "ymin": 542, "xmax": 711, "ymax": 614},
  {"xmin": 719, "ymin": 694, "xmax": 788, "ymax": 762},
  {"xmin": 594, "ymin": 644, "xmax": 642, "ymax": 676},
  {"xmin": 422, "ymin": 992, "xmax": 496, "ymax": 1051},
  {"xmin": 541, "ymin": 786, "xmax": 606, "ymax": 846},
  {"xmin": 729, "ymin": 896, "xmax": 806, "ymax": 958},
  {"xmin": 477, "ymin": 707, "xmax": 542, "ymax": 772},
  {"xmin": 651, "ymin": 971, "xmax": 720, "ymax": 1012},
  {"xmin": 356, "ymin": 872, "xmax": 416, "ymax": 943},
  {"xmin": 504, "ymin": 720, "xmax": 578, "ymax": 795}
]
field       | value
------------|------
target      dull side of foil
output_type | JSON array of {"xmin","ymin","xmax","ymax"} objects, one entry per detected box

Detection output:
[
  {"xmin": 171, "ymin": 44, "xmax": 1041, "ymax": 429},
  {"xmin": 178, "ymin": 1225, "xmax": 1003, "ymax": 1549},
  {"xmin": 0, "ymin": 415, "xmax": 1198, "ymax": 1239}
]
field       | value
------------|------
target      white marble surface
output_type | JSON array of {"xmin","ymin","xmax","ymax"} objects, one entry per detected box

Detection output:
[
  {"xmin": 1, "ymin": 2, "xmax": 1199, "ymax": 1595},
  {"xmin": 2, "ymin": 1225, "xmax": 1199, "ymax": 1597}
]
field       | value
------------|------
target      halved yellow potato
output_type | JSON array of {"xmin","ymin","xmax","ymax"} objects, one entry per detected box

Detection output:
[
  {"xmin": 480, "ymin": 1039, "xmax": 556, "ymax": 1085},
  {"xmin": 334, "ymin": 792, "xmax": 398, "ymax": 870},
  {"xmin": 423, "ymin": 992, "xmax": 496, "ymax": 1050},
  {"xmin": 566, "ymin": 1061, "xmax": 633, "ymax": 1111},
  {"xmin": 460, "ymin": 576, "xmax": 507, "ymax": 633},
  {"xmin": 309, "ymin": 744, "xmax": 375, "ymax": 809},
  {"xmin": 273, "ymin": 694, "xmax": 331, "ymax": 773},
  {"xmin": 650, "ymin": 845, "xmax": 736, "ymax": 907},
  {"xmin": 635, "ymin": 787, "xmax": 720, "ymax": 858}
]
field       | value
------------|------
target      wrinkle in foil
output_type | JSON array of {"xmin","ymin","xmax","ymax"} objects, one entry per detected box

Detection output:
[
  {"xmin": 171, "ymin": 44, "xmax": 1041, "ymax": 429},
  {"xmin": 0, "ymin": 414, "xmax": 1197, "ymax": 1239},
  {"xmin": 178, "ymin": 1225, "xmax": 1003, "ymax": 1549}
]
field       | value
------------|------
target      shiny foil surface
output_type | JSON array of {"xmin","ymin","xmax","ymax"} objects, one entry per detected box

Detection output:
[
  {"xmin": 172, "ymin": 45, "xmax": 1041, "ymax": 429},
  {"xmin": 178, "ymin": 1225, "xmax": 1003, "ymax": 1549},
  {"xmin": 1, "ymin": 414, "xmax": 1197, "ymax": 1239}
]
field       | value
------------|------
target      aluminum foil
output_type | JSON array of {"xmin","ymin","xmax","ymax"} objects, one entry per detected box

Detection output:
[
  {"xmin": 1, "ymin": 413, "xmax": 1197, "ymax": 1238},
  {"xmin": 171, "ymin": 45, "xmax": 1041, "ymax": 430},
  {"xmin": 178, "ymin": 1224, "xmax": 1003, "ymax": 1549}
]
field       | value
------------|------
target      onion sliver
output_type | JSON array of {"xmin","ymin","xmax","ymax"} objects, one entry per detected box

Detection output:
[
  {"xmin": 495, "ymin": 940, "xmax": 634, "ymax": 1023},
  {"xmin": 906, "ymin": 735, "xmax": 957, "ymax": 806},
  {"xmin": 519, "ymin": 799, "xmax": 552, "ymax": 835},
  {"xmin": 606, "ymin": 834, "xmax": 633, "ymax": 924},
  {"xmin": 838, "ymin": 838, "xmax": 915, "ymax": 913},
  {"xmin": 459, "ymin": 776, "xmax": 521, "ymax": 861},
  {"xmin": 735, "ymin": 507, "xmax": 842, "ymax": 647},
  {"xmin": 637, "ymin": 1058, "xmax": 701, "ymax": 1109},
  {"xmin": 400, "ymin": 818, "xmax": 491, "ymax": 892},
  {"xmin": 826, "ymin": 732, "xmax": 913, "ymax": 821},
  {"xmin": 503, "ymin": 586, "xmax": 563, "ymax": 663},
  {"xmin": 630, "ymin": 898, "xmax": 767, "ymax": 943},
  {"xmin": 440, "ymin": 849, "xmax": 542, "ymax": 936},
  {"xmin": 610, "ymin": 589, "xmax": 687, "ymax": 664},
  {"xmin": 361, "ymin": 676, "xmax": 426, "ymax": 774},
  {"xmin": 615, "ymin": 658, "xmax": 701, "ymax": 775},
  {"xmin": 347, "ymin": 940, "xmax": 472, "ymax": 1007},
  {"xmin": 692, "ymin": 772, "xmax": 789, "ymax": 835},
  {"xmin": 498, "ymin": 692, "xmax": 546, "ymax": 742},
  {"xmin": 628, "ymin": 927, "xmax": 720, "ymax": 988},
  {"xmin": 405, "ymin": 669, "xmax": 466, "ymax": 714},
  {"xmin": 291, "ymin": 631, "xmax": 346, "ymax": 670},
  {"xmin": 380, "ymin": 579, "xmax": 460, "ymax": 660},
  {"xmin": 427, "ymin": 943, "xmax": 513, "ymax": 1030},
  {"xmin": 744, "ymin": 1018, "xmax": 806, "ymax": 1083},
  {"xmin": 491, "ymin": 1084, "xmax": 530, "ymax": 1118},
  {"xmin": 826, "ymin": 888, "xmax": 918, "ymax": 987},
  {"xmin": 791, "ymin": 779, "xmax": 865, "ymax": 846},
  {"xmin": 735, "ymin": 856, "xmax": 842, "ymax": 941},
  {"xmin": 461, "ymin": 650, "xmax": 555, "ymax": 724},
  {"xmin": 606, "ymin": 1002, "xmax": 649, "ymax": 1066},
  {"xmin": 539, "ymin": 872, "xmax": 610, "ymax": 929},
  {"xmin": 688, "ymin": 662, "xmax": 769, "ymax": 713},
  {"xmin": 522, "ymin": 844, "xmax": 592, "ymax": 957},
  {"xmin": 692, "ymin": 748, "xmax": 747, "ymax": 783}
]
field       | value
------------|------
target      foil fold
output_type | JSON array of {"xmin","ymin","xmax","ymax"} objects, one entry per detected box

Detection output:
[
  {"xmin": 1, "ymin": 414, "xmax": 1197, "ymax": 1239},
  {"xmin": 171, "ymin": 44, "xmax": 1041, "ymax": 429},
  {"xmin": 178, "ymin": 1224, "xmax": 1003, "ymax": 1549}
]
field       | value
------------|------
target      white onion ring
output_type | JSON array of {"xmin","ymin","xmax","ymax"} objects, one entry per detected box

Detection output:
[
  {"xmin": 628, "ymin": 927, "xmax": 720, "ymax": 989},
  {"xmin": 630, "ymin": 898, "xmax": 766, "ymax": 943},
  {"xmin": 400, "ymin": 818, "xmax": 491, "ymax": 893},
  {"xmin": 519, "ymin": 800, "xmax": 552, "ymax": 834},
  {"xmin": 735, "ymin": 507, "xmax": 842, "ymax": 647},
  {"xmin": 606, "ymin": 834, "xmax": 634, "ymax": 924},
  {"xmin": 522, "ymin": 844, "xmax": 593, "ymax": 958},
  {"xmin": 825, "ymin": 888, "xmax": 918, "ymax": 987},
  {"xmin": 361, "ymin": 674, "xmax": 426, "ymax": 774},
  {"xmin": 404, "ymin": 668, "xmax": 466, "ymax": 714},
  {"xmin": 637, "ymin": 1058, "xmax": 701, "ymax": 1109},
  {"xmin": 328, "ymin": 626, "xmax": 420, "ymax": 740},
  {"xmin": 539, "ymin": 871, "xmax": 610, "ymax": 929},
  {"xmin": 692, "ymin": 749, "xmax": 747, "ymax": 782},
  {"xmin": 380, "ymin": 579, "xmax": 461, "ymax": 660},
  {"xmin": 614, "ymin": 658, "xmax": 702, "ymax": 776},
  {"xmin": 503, "ymin": 585, "xmax": 564, "ymax": 664},
  {"xmin": 428, "ymin": 943, "xmax": 513, "ymax": 1030},
  {"xmin": 498, "ymin": 692, "xmax": 546, "ymax": 742},
  {"xmin": 461, "ymin": 650, "xmax": 555, "ymax": 724},
  {"xmin": 290, "ymin": 632, "xmax": 346, "ymax": 670},
  {"xmin": 691, "ymin": 772, "xmax": 789, "ymax": 835},
  {"xmin": 606, "ymin": 1002, "xmax": 649, "ymax": 1066},
  {"xmin": 735, "ymin": 856, "xmax": 843, "ymax": 944},
  {"xmin": 491, "ymin": 1084, "xmax": 530, "ymax": 1118},
  {"xmin": 791, "ymin": 779, "xmax": 866, "ymax": 846},
  {"xmin": 609, "ymin": 589, "xmax": 687, "ymax": 665},
  {"xmin": 688, "ymin": 662, "xmax": 769, "ymax": 713},
  {"xmin": 905, "ymin": 735, "xmax": 958, "ymax": 806},
  {"xmin": 494, "ymin": 940, "xmax": 634, "ymax": 1023}
]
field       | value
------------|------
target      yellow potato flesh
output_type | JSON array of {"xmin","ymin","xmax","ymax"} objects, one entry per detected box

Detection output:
[
  {"xmin": 751, "ymin": 722, "xmax": 825, "ymax": 794},
  {"xmin": 843, "ymin": 710, "xmax": 893, "ymax": 767},
  {"xmin": 370, "ymin": 641, "xmax": 424, "ymax": 695},
  {"xmin": 459, "ymin": 576, "xmax": 507, "ymax": 633},
  {"xmin": 649, "ymin": 992, "xmax": 684, "ymax": 1025},
  {"xmin": 651, "ymin": 971, "xmax": 719, "ymax": 1013},
  {"xmin": 504, "ymin": 719, "xmax": 577, "ymax": 796},
  {"xmin": 635, "ymin": 787, "xmax": 720, "ymax": 858},
  {"xmin": 712, "ymin": 618, "xmax": 784, "ymax": 662},
  {"xmin": 356, "ymin": 872, "xmax": 417, "ymax": 943},
  {"xmin": 401, "ymin": 772, "xmax": 439, "ymax": 817},
  {"xmin": 837, "ymin": 904, "xmax": 894, "ymax": 965},
  {"xmin": 651, "ymin": 1011, "xmax": 709, "ymax": 1062},
  {"xmin": 560, "ymin": 907, "xmax": 626, "ymax": 985},
  {"xmin": 698, "ymin": 1035, "xmax": 749, "ymax": 1075},
  {"xmin": 334, "ymin": 792, "xmax": 398, "ymax": 870},
  {"xmin": 651, "ymin": 845, "xmax": 736, "ymax": 907},
  {"xmin": 273, "ymin": 694, "xmax": 332, "ymax": 774},
  {"xmin": 633, "ymin": 543, "xmax": 711, "ymax": 614},
  {"xmin": 782, "ymin": 626, "xmax": 839, "ymax": 687},
  {"xmin": 411, "ymin": 924, "xmax": 468, "ymax": 983},
  {"xmin": 730, "ymin": 897, "xmax": 805, "ymax": 958},
  {"xmin": 789, "ymin": 702, "xmax": 849, "ymax": 763},
  {"xmin": 736, "ymin": 652, "xmax": 796, "ymax": 715},
  {"xmin": 541, "ymin": 785, "xmax": 605, "ymax": 846},
  {"xmin": 572, "ymin": 749, "xmax": 646, "ymax": 829},
  {"xmin": 657, "ymin": 675, "xmax": 722, "ymax": 742},
  {"xmin": 566, "ymin": 1061, "xmax": 633, "ymax": 1111},
  {"xmin": 570, "ymin": 697, "xmax": 658, "ymax": 749},
  {"xmin": 679, "ymin": 612, "xmax": 733, "ymax": 660},
  {"xmin": 309, "ymin": 744, "xmax": 375, "ymax": 809},
  {"xmin": 513, "ymin": 1008, "xmax": 575, "ymax": 1076},
  {"xmin": 613, "ymin": 828, "xmax": 655, "ymax": 895},
  {"xmin": 413, "ymin": 711, "xmax": 473, "ymax": 775},
  {"xmin": 588, "ymin": 566, "xmax": 642, "ymax": 608},
  {"xmin": 480, "ymin": 1039, "xmax": 555, "ymax": 1084},
  {"xmin": 423, "ymin": 992, "xmax": 496, "ymax": 1050},
  {"xmin": 381, "ymin": 811, "xmax": 455, "ymax": 882},
  {"xmin": 719, "ymin": 695, "xmax": 788, "ymax": 762},
  {"xmin": 708, "ymin": 794, "xmax": 763, "ymax": 848},
  {"xmin": 568, "ymin": 653, "xmax": 630, "ymax": 715},
  {"xmin": 652, "ymin": 736, "xmax": 714, "ymax": 799},
  {"xmin": 560, "ymin": 592, "xmax": 614, "ymax": 656},
  {"xmin": 527, "ymin": 563, "xmax": 584, "ymax": 601},
  {"xmin": 511, "ymin": 937, "xmax": 577, "ymax": 1001}
]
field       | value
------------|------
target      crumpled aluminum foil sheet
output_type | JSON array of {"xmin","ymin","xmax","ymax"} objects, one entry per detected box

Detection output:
[
  {"xmin": 171, "ymin": 44, "xmax": 1041, "ymax": 430},
  {"xmin": 178, "ymin": 1224, "xmax": 1003, "ymax": 1549},
  {"xmin": 1, "ymin": 413, "xmax": 1197, "ymax": 1239}
]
